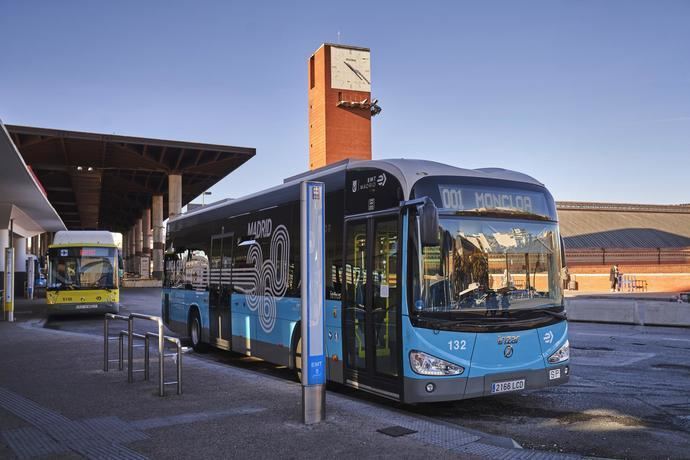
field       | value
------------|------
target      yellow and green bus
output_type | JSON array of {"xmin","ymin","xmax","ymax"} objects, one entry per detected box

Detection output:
[{"xmin": 47, "ymin": 230, "xmax": 120, "ymax": 314}]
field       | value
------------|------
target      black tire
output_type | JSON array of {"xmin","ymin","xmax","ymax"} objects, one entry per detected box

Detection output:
[
  {"xmin": 189, "ymin": 309, "xmax": 208, "ymax": 352},
  {"xmin": 294, "ymin": 336, "xmax": 302, "ymax": 382}
]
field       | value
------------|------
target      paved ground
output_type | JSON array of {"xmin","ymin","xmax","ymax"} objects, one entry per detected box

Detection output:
[
  {"xmin": 0, "ymin": 290, "xmax": 558, "ymax": 460},
  {"xmin": 6, "ymin": 288, "xmax": 690, "ymax": 459},
  {"xmin": 2, "ymin": 321, "xmax": 520, "ymax": 459}
]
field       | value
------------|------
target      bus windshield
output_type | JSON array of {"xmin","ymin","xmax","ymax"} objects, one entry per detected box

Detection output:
[
  {"xmin": 48, "ymin": 247, "xmax": 117, "ymax": 290},
  {"xmin": 410, "ymin": 217, "xmax": 562, "ymax": 315}
]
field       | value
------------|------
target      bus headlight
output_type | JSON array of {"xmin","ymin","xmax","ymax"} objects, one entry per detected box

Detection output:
[
  {"xmin": 409, "ymin": 351, "xmax": 464, "ymax": 376},
  {"xmin": 548, "ymin": 340, "xmax": 570, "ymax": 364}
]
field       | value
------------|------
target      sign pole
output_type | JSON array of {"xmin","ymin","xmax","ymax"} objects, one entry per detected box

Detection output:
[
  {"xmin": 26, "ymin": 255, "xmax": 35, "ymax": 300},
  {"xmin": 300, "ymin": 181, "xmax": 326, "ymax": 424},
  {"xmin": 4, "ymin": 247, "xmax": 14, "ymax": 322}
]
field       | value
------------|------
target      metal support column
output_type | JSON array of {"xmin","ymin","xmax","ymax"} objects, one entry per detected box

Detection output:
[
  {"xmin": 121, "ymin": 232, "xmax": 128, "ymax": 273},
  {"xmin": 168, "ymin": 174, "xmax": 182, "ymax": 218},
  {"xmin": 3, "ymin": 247, "xmax": 14, "ymax": 322},
  {"xmin": 129, "ymin": 227, "xmax": 136, "ymax": 274},
  {"xmin": 152, "ymin": 195, "xmax": 164, "ymax": 280},
  {"xmin": 135, "ymin": 218, "xmax": 143, "ymax": 276},
  {"xmin": 3, "ymin": 220, "xmax": 15, "ymax": 322},
  {"xmin": 142, "ymin": 208, "xmax": 151, "ymax": 278},
  {"xmin": 14, "ymin": 236, "xmax": 26, "ymax": 299}
]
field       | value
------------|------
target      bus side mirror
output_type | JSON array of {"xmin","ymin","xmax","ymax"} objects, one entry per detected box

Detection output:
[{"xmin": 417, "ymin": 198, "xmax": 440, "ymax": 247}]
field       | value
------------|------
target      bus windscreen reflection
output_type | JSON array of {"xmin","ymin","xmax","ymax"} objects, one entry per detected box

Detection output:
[{"xmin": 412, "ymin": 218, "xmax": 563, "ymax": 314}]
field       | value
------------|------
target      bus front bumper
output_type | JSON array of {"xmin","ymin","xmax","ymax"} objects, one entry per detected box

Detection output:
[
  {"xmin": 47, "ymin": 302, "xmax": 120, "ymax": 315},
  {"xmin": 403, "ymin": 363, "xmax": 570, "ymax": 403}
]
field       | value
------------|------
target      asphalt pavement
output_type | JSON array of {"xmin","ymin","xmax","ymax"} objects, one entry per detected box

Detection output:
[
  {"xmin": 2, "ymin": 288, "xmax": 690, "ymax": 459},
  {"xmin": 0, "ymin": 289, "xmax": 559, "ymax": 460}
]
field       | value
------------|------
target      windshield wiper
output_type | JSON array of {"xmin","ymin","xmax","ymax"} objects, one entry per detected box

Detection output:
[
  {"xmin": 540, "ymin": 309, "xmax": 567, "ymax": 320},
  {"xmin": 413, "ymin": 315, "xmax": 488, "ymax": 328},
  {"xmin": 482, "ymin": 308, "xmax": 567, "ymax": 320}
]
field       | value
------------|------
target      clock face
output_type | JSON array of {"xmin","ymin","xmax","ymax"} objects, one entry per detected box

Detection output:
[{"xmin": 330, "ymin": 46, "xmax": 371, "ymax": 92}]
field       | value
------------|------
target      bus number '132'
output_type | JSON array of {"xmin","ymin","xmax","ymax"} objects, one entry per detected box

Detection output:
[{"xmin": 449, "ymin": 340, "xmax": 467, "ymax": 351}]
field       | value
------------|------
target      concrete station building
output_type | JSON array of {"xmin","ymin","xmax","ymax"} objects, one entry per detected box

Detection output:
[
  {"xmin": 558, "ymin": 201, "xmax": 690, "ymax": 293},
  {"xmin": 0, "ymin": 124, "xmax": 65, "ymax": 307}
]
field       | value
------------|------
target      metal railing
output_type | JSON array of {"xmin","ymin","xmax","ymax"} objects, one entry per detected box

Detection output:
[
  {"xmin": 103, "ymin": 312, "xmax": 183, "ymax": 396},
  {"xmin": 104, "ymin": 314, "xmax": 129, "ymax": 372},
  {"xmin": 146, "ymin": 332, "xmax": 182, "ymax": 395}
]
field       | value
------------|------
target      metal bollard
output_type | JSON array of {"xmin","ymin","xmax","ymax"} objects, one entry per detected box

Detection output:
[
  {"xmin": 109, "ymin": 313, "xmax": 182, "ymax": 396},
  {"xmin": 144, "ymin": 335, "xmax": 150, "ymax": 382},
  {"xmin": 127, "ymin": 317, "xmax": 134, "ymax": 383},
  {"xmin": 158, "ymin": 320, "xmax": 164, "ymax": 397},
  {"xmin": 145, "ymin": 332, "xmax": 183, "ymax": 396},
  {"xmin": 103, "ymin": 315, "xmax": 109, "ymax": 372},
  {"xmin": 176, "ymin": 340, "xmax": 182, "ymax": 395},
  {"xmin": 104, "ymin": 313, "xmax": 129, "ymax": 372},
  {"xmin": 118, "ymin": 332, "xmax": 124, "ymax": 371}
]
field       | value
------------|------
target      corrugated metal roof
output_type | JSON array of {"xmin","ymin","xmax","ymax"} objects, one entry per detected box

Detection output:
[{"xmin": 557, "ymin": 202, "xmax": 690, "ymax": 249}]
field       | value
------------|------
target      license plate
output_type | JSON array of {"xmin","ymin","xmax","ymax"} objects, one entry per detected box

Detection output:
[
  {"xmin": 75, "ymin": 304, "xmax": 98, "ymax": 310},
  {"xmin": 491, "ymin": 379, "xmax": 525, "ymax": 394},
  {"xmin": 549, "ymin": 369, "xmax": 561, "ymax": 380}
]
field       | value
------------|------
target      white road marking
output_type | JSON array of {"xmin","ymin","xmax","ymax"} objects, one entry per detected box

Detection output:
[{"xmin": 572, "ymin": 350, "xmax": 656, "ymax": 367}]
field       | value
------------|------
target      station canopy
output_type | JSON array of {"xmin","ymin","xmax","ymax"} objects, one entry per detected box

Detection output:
[
  {"xmin": 5, "ymin": 125, "xmax": 255, "ymax": 234},
  {"xmin": 0, "ymin": 123, "xmax": 65, "ymax": 236}
]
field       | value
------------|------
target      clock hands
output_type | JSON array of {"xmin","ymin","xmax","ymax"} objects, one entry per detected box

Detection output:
[
  {"xmin": 343, "ymin": 61, "xmax": 370, "ymax": 84},
  {"xmin": 343, "ymin": 62, "xmax": 361, "ymax": 80}
]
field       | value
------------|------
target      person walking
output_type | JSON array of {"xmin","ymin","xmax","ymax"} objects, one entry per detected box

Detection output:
[
  {"xmin": 561, "ymin": 266, "xmax": 570, "ymax": 290},
  {"xmin": 609, "ymin": 264, "xmax": 618, "ymax": 292}
]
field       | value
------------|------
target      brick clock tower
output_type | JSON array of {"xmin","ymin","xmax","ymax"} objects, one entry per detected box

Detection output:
[{"xmin": 308, "ymin": 43, "xmax": 380, "ymax": 170}]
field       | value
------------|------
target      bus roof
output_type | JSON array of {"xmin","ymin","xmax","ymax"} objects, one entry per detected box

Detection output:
[
  {"xmin": 51, "ymin": 230, "xmax": 116, "ymax": 247},
  {"xmin": 284, "ymin": 159, "xmax": 543, "ymax": 192},
  {"xmin": 171, "ymin": 158, "xmax": 546, "ymax": 228}
]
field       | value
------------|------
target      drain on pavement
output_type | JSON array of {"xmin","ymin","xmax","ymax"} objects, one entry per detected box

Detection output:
[{"xmin": 377, "ymin": 425, "xmax": 417, "ymax": 437}]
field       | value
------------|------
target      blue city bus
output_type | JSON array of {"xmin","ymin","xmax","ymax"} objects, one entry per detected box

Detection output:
[{"xmin": 162, "ymin": 159, "xmax": 569, "ymax": 403}]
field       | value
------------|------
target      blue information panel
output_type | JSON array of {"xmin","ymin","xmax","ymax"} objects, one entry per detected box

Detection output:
[{"xmin": 300, "ymin": 181, "xmax": 326, "ymax": 386}]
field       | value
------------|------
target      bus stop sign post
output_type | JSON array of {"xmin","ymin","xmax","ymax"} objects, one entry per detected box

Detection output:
[
  {"xmin": 26, "ymin": 255, "xmax": 35, "ymax": 300},
  {"xmin": 300, "ymin": 181, "xmax": 326, "ymax": 424},
  {"xmin": 3, "ymin": 248, "xmax": 14, "ymax": 322}
]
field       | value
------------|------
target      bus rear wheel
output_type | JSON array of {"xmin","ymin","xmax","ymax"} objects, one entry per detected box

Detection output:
[{"xmin": 189, "ymin": 310, "xmax": 208, "ymax": 353}]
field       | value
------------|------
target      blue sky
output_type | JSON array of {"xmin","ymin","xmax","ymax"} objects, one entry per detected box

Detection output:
[{"xmin": 2, "ymin": 1, "xmax": 689, "ymax": 205}]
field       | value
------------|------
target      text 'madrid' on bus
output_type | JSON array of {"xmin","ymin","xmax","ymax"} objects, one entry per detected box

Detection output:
[
  {"xmin": 163, "ymin": 159, "xmax": 569, "ymax": 403},
  {"xmin": 47, "ymin": 231, "xmax": 120, "ymax": 314}
]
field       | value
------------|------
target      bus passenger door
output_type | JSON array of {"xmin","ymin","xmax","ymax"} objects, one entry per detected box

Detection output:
[
  {"xmin": 209, "ymin": 233, "xmax": 234, "ymax": 350},
  {"xmin": 343, "ymin": 215, "xmax": 399, "ymax": 397}
]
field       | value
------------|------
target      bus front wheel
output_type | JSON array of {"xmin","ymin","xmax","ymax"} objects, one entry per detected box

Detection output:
[
  {"xmin": 189, "ymin": 310, "xmax": 208, "ymax": 353},
  {"xmin": 295, "ymin": 336, "xmax": 302, "ymax": 382}
]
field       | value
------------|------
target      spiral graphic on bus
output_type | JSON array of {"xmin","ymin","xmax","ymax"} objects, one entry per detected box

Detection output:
[
  {"xmin": 245, "ymin": 243, "xmax": 263, "ymax": 310},
  {"xmin": 244, "ymin": 224, "xmax": 290, "ymax": 333}
]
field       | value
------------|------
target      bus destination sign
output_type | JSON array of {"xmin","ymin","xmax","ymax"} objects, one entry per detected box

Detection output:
[{"xmin": 438, "ymin": 185, "xmax": 550, "ymax": 216}]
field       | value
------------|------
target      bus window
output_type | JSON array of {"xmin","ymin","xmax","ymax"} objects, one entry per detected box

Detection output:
[
  {"xmin": 185, "ymin": 249, "xmax": 209, "ymax": 291},
  {"xmin": 164, "ymin": 251, "xmax": 187, "ymax": 289},
  {"xmin": 326, "ymin": 222, "xmax": 343, "ymax": 301}
]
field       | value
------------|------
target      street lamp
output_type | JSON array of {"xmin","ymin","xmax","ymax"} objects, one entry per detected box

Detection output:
[{"xmin": 201, "ymin": 191, "xmax": 212, "ymax": 206}]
